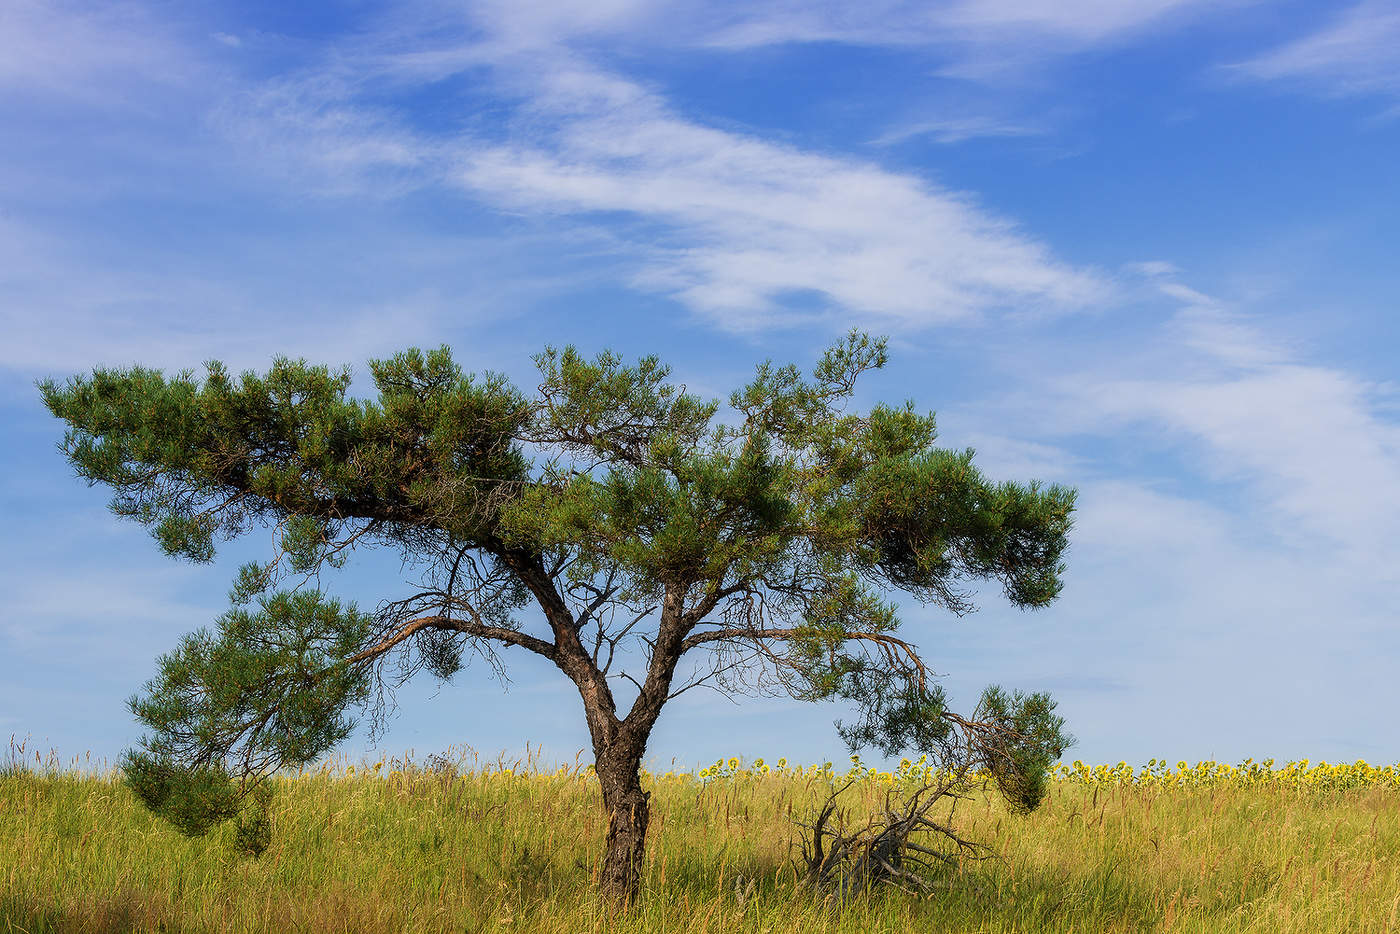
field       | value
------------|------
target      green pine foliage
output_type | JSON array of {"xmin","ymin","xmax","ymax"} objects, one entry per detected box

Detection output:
[
  {"xmin": 975, "ymin": 686, "xmax": 1072, "ymax": 814},
  {"xmin": 119, "ymin": 592, "xmax": 371, "ymax": 836}
]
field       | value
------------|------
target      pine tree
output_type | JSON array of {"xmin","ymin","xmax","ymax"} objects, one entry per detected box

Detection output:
[{"xmin": 41, "ymin": 332, "xmax": 1074, "ymax": 900}]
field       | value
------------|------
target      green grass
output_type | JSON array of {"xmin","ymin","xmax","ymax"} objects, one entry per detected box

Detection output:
[{"xmin": 3, "ymin": 756, "xmax": 1398, "ymax": 933}]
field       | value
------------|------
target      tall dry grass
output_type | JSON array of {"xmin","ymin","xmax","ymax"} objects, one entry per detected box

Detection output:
[{"xmin": 3, "ymin": 747, "xmax": 1397, "ymax": 933}]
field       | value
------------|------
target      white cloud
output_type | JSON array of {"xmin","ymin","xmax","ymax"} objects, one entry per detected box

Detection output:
[
  {"xmin": 0, "ymin": 1, "xmax": 1114, "ymax": 340},
  {"xmin": 391, "ymin": 0, "xmax": 1243, "ymax": 61},
  {"xmin": 697, "ymin": 0, "xmax": 1227, "ymax": 53},
  {"xmin": 0, "ymin": 0, "xmax": 206, "ymax": 107},
  {"xmin": 1234, "ymin": 2, "xmax": 1400, "ymax": 102},
  {"xmin": 383, "ymin": 0, "xmax": 1212, "ymax": 59},
  {"xmin": 1105, "ymin": 363, "xmax": 1400, "ymax": 562},
  {"xmin": 928, "ymin": 349, "xmax": 1400, "ymax": 761},
  {"xmin": 871, "ymin": 115, "xmax": 1046, "ymax": 146},
  {"xmin": 372, "ymin": 0, "xmax": 1254, "ymax": 88},
  {"xmin": 442, "ymin": 60, "xmax": 1106, "ymax": 330},
  {"xmin": 467, "ymin": 0, "xmax": 661, "ymax": 51},
  {"xmin": 190, "ymin": 15, "xmax": 1109, "ymax": 332},
  {"xmin": 1125, "ymin": 260, "xmax": 1179, "ymax": 278},
  {"xmin": 211, "ymin": 76, "xmax": 437, "ymax": 197},
  {"xmin": 1025, "ymin": 288, "xmax": 1400, "ymax": 575}
]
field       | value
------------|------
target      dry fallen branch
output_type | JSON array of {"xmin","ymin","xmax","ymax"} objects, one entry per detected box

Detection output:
[{"xmin": 795, "ymin": 775, "xmax": 992, "ymax": 897}]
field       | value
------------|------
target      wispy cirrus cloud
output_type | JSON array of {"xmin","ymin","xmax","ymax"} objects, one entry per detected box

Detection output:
[
  {"xmin": 0, "ymin": 1, "xmax": 1112, "ymax": 338},
  {"xmin": 650, "ymin": 0, "xmax": 1241, "ymax": 60},
  {"xmin": 1115, "ymin": 323, "xmax": 1399, "ymax": 564},
  {"xmin": 870, "ymin": 114, "xmax": 1047, "ymax": 146},
  {"xmin": 210, "ymin": 74, "xmax": 438, "ymax": 197},
  {"xmin": 0, "ymin": 0, "xmax": 210, "ymax": 106},
  {"xmin": 200, "ymin": 0, "xmax": 1115, "ymax": 332},
  {"xmin": 395, "ymin": 0, "xmax": 1242, "ymax": 58},
  {"xmin": 1026, "ymin": 272, "xmax": 1400, "ymax": 573},
  {"xmin": 143, "ymin": 29, "xmax": 1101, "ymax": 335},
  {"xmin": 931, "ymin": 267, "xmax": 1400, "ymax": 761},
  {"xmin": 447, "ymin": 61, "xmax": 1108, "ymax": 331},
  {"xmin": 404, "ymin": 0, "xmax": 1257, "ymax": 85},
  {"xmin": 1232, "ymin": 2, "xmax": 1400, "ymax": 105}
]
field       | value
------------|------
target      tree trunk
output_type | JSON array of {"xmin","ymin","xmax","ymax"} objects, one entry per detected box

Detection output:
[
  {"xmin": 569, "ymin": 585, "xmax": 689, "ymax": 903},
  {"xmin": 596, "ymin": 745, "xmax": 650, "ymax": 902}
]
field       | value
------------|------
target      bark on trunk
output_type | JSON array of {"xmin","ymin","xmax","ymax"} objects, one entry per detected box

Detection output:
[
  {"xmin": 571, "ymin": 586, "xmax": 690, "ymax": 903},
  {"xmin": 597, "ymin": 751, "xmax": 650, "ymax": 901}
]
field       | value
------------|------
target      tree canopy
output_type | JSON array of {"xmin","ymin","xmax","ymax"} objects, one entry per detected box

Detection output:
[{"xmin": 42, "ymin": 332, "xmax": 1075, "ymax": 897}]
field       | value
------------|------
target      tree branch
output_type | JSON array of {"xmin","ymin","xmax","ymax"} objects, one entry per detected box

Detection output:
[{"xmin": 346, "ymin": 614, "xmax": 556, "ymax": 666}]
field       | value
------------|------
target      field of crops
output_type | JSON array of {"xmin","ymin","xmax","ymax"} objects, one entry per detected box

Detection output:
[{"xmin": 4, "ymin": 749, "xmax": 1398, "ymax": 933}]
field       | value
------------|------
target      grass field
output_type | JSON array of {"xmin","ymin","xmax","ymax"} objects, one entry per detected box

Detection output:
[{"xmin": 3, "ymin": 749, "xmax": 1398, "ymax": 933}]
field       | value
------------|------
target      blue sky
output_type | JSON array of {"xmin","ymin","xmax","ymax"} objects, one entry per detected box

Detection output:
[{"xmin": 3, "ymin": 0, "xmax": 1398, "ymax": 773}]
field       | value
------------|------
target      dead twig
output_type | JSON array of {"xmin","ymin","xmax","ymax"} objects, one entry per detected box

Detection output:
[{"xmin": 794, "ymin": 774, "xmax": 992, "ymax": 897}]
